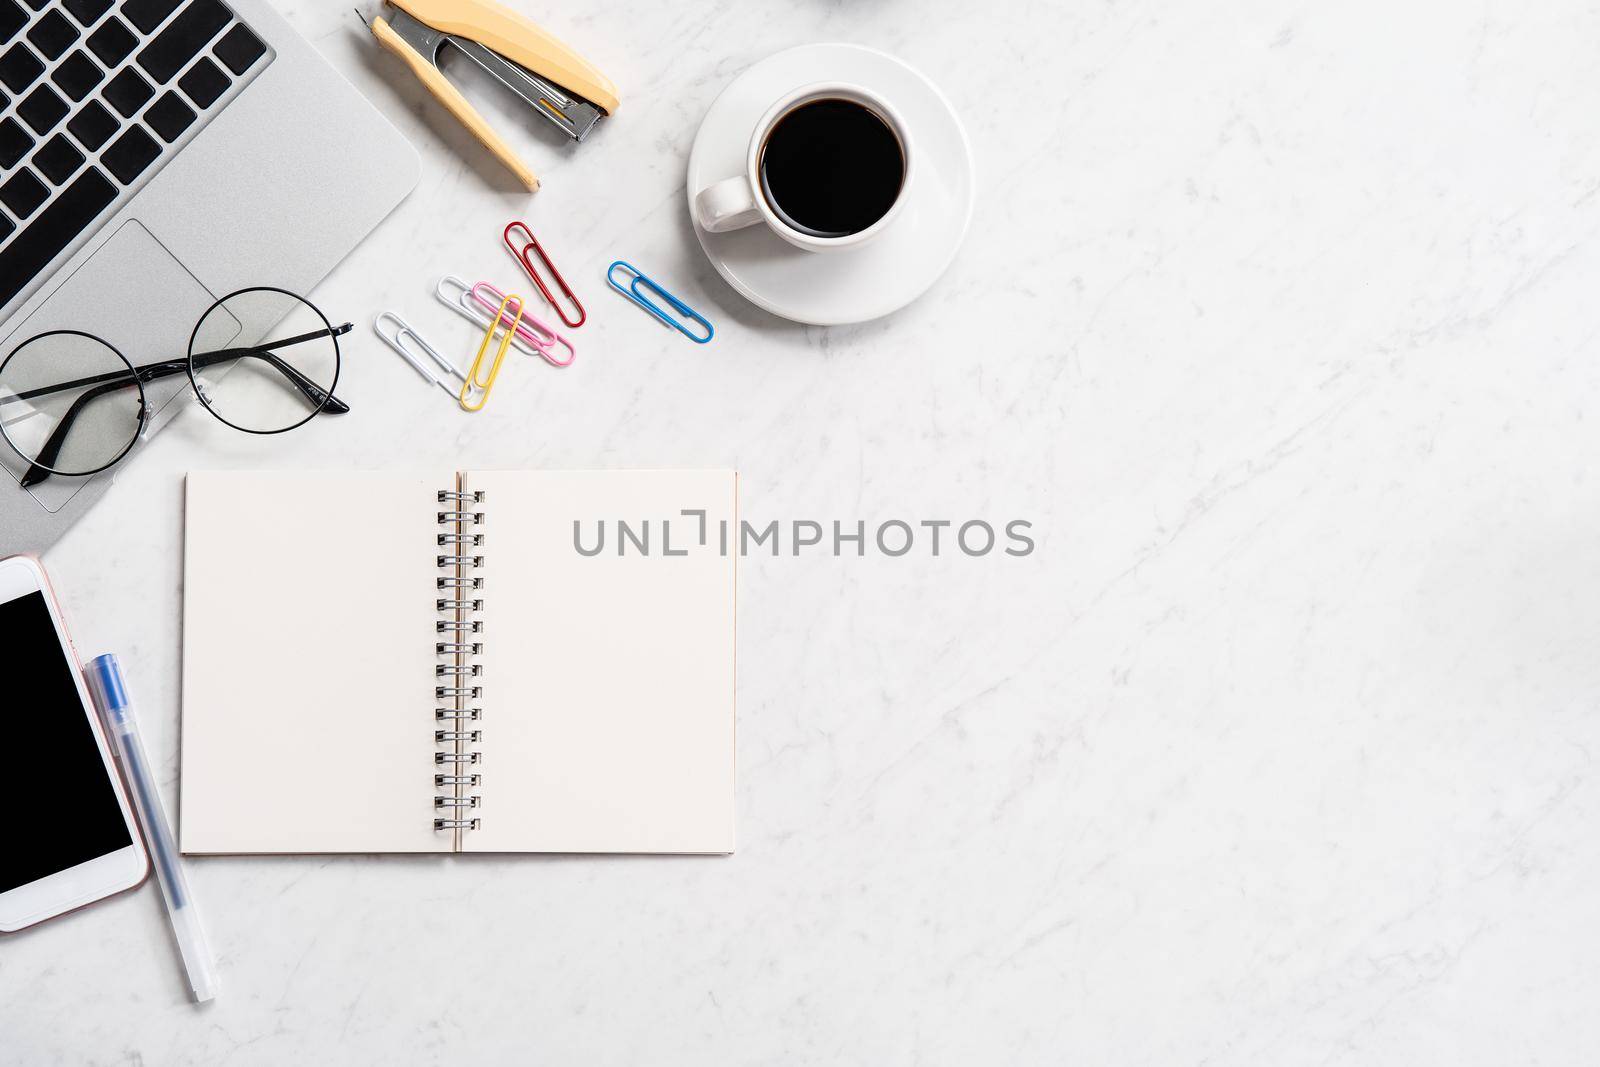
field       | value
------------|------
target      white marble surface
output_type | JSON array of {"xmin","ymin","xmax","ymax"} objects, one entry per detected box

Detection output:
[{"xmin": 7, "ymin": 0, "xmax": 1600, "ymax": 1062}]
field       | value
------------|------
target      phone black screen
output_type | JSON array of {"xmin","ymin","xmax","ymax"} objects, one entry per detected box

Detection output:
[{"xmin": 2, "ymin": 591, "xmax": 132, "ymax": 894}]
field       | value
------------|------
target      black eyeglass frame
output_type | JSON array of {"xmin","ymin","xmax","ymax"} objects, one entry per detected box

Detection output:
[
  {"xmin": 0, "ymin": 286, "xmax": 351, "ymax": 486},
  {"xmin": 187, "ymin": 286, "xmax": 346, "ymax": 436}
]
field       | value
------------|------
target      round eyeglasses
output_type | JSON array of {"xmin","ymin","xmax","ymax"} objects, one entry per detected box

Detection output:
[{"xmin": 0, "ymin": 286, "xmax": 351, "ymax": 488}]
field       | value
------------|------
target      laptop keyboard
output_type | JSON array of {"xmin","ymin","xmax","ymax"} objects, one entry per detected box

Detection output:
[{"xmin": 0, "ymin": 0, "xmax": 271, "ymax": 311}]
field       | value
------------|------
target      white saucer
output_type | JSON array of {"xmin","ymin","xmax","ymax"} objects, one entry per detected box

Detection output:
[{"xmin": 686, "ymin": 44, "xmax": 975, "ymax": 326}]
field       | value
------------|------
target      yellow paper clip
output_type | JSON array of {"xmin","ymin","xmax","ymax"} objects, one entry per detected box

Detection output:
[{"xmin": 459, "ymin": 293, "xmax": 525, "ymax": 412}]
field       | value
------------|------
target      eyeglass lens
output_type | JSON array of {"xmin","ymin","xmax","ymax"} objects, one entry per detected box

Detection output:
[
  {"xmin": 0, "ymin": 332, "xmax": 144, "ymax": 478},
  {"xmin": 189, "ymin": 288, "xmax": 340, "ymax": 435}
]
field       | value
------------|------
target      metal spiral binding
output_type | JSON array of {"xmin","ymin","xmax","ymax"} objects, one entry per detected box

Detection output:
[{"xmin": 436, "ymin": 487, "xmax": 485, "ymax": 832}]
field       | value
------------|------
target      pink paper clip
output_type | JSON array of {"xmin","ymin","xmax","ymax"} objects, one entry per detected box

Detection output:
[{"xmin": 469, "ymin": 281, "xmax": 575, "ymax": 368}]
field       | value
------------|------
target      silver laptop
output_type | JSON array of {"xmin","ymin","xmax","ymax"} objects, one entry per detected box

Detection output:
[{"xmin": 0, "ymin": 0, "xmax": 416, "ymax": 553}]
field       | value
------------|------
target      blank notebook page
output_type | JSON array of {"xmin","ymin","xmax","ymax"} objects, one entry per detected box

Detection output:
[
  {"xmin": 181, "ymin": 471, "xmax": 452, "ymax": 854},
  {"xmin": 463, "ymin": 469, "xmax": 737, "ymax": 854}
]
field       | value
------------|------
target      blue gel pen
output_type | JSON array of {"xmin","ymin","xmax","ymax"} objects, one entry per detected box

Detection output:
[{"xmin": 86, "ymin": 654, "xmax": 219, "ymax": 1003}]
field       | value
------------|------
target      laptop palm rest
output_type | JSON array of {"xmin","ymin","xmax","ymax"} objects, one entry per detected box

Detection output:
[{"xmin": 0, "ymin": 221, "xmax": 233, "ymax": 514}]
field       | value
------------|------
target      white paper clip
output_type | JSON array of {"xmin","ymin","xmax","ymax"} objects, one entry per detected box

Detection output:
[{"xmin": 374, "ymin": 311, "xmax": 467, "ymax": 398}]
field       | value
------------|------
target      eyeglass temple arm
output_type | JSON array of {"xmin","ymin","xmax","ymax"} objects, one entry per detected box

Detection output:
[
  {"xmin": 18, "ymin": 327, "xmax": 353, "ymax": 487},
  {"xmin": 189, "ymin": 342, "xmax": 351, "ymax": 414},
  {"xmin": 20, "ymin": 376, "xmax": 140, "ymax": 487},
  {"xmin": 2, "ymin": 324, "xmax": 353, "ymax": 410}
]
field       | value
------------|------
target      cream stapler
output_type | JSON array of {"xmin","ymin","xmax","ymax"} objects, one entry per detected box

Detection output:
[{"xmin": 366, "ymin": 0, "xmax": 619, "ymax": 192}]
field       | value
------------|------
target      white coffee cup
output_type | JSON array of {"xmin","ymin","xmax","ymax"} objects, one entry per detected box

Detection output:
[{"xmin": 692, "ymin": 82, "xmax": 913, "ymax": 252}]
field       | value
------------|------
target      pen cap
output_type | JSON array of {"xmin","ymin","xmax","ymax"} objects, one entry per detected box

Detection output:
[
  {"xmin": 175, "ymin": 916, "xmax": 220, "ymax": 1003},
  {"xmin": 86, "ymin": 653, "xmax": 132, "ymax": 726}
]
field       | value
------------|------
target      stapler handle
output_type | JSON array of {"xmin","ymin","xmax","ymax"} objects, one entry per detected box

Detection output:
[
  {"xmin": 389, "ymin": 0, "xmax": 619, "ymax": 115},
  {"xmin": 371, "ymin": 15, "xmax": 540, "ymax": 191}
]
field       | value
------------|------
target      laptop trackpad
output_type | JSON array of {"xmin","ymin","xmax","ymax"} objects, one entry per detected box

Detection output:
[{"xmin": 0, "ymin": 221, "xmax": 223, "ymax": 514}]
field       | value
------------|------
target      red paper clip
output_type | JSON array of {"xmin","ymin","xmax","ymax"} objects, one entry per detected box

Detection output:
[{"xmin": 503, "ymin": 220, "xmax": 586, "ymax": 329}]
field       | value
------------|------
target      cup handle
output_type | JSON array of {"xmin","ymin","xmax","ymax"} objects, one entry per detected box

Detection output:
[{"xmin": 694, "ymin": 175, "xmax": 764, "ymax": 233}]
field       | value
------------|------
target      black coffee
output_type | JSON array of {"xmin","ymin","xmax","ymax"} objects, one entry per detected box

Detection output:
[{"xmin": 758, "ymin": 98, "xmax": 904, "ymax": 239}]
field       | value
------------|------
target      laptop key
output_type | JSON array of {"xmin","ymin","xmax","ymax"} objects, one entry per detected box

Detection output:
[
  {"xmin": 18, "ymin": 84, "xmax": 69, "ymax": 134},
  {"xmin": 177, "ymin": 53, "xmax": 225, "ymax": 107},
  {"xmin": 51, "ymin": 49, "xmax": 104, "ymax": 101},
  {"xmin": 143, "ymin": 89, "xmax": 192, "ymax": 142},
  {"xmin": 86, "ymin": 15, "xmax": 133, "ymax": 64},
  {"xmin": 0, "ymin": 214, "xmax": 13, "ymax": 243},
  {"xmin": 0, "ymin": 166, "xmax": 116, "ymax": 309},
  {"xmin": 32, "ymin": 133, "xmax": 84, "ymax": 184},
  {"xmin": 0, "ymin": 115, "xmax": 31, "ymax": 167},
  {"xmin": 0, "ymin": 168, "xmax": 48, "ymax": 218},
  {"xmin": 101, "ymin": 123, "xmax": 158, "ymax": 183},
  {"xmin": 0, "ymin": 0, "xmax": 23, "ymax": 41},
  {"xmin": 103, "ymin": 65, "xmax": 151, "ymax": 116},
  {"xmin": 212, "ymin": 22, "xmax": 263, "ymax": 75},
  {"xmin": 66, "ymin": 97, "xmax": 116, "ymax": 149},
  {"xmin": 20, "ymin": 0, "xmax": 45, "ymax": 9},
  {"xmin": 64, "ymin": 0, "xmax": 114, "ymax": 26},
  {"xmin": 0, "ymin": 41, "xmax": 42, "ymax": 92},
  {"xmin": 121, "ymin": 0, "xmax": 180, "ymax": 34},
  {"xmin": 138, "ymin": 0, "xmax": 227, "ymax": 84},
  {"xmin": 27, "ymin": 10, "xmax": 78, "ymax": 59}
]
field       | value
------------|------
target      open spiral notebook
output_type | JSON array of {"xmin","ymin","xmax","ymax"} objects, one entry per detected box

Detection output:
[{"xmin": 179, "ymin": 469, "xmax": 737, "ymax": 855}]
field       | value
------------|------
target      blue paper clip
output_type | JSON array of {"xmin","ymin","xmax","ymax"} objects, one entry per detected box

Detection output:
[{"xmin": 606, "ymin": 261, "xmax": 714, "ymax": 344}]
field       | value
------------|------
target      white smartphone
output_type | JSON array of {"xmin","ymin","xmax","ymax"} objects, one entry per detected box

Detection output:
[{"xmin": 0, "ymin": 555, "xmax": 147, "ymax": 932}]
